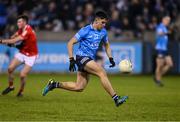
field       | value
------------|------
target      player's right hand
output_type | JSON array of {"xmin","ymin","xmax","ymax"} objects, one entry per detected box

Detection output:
[
  {"xmin": 69, "ymin": 57, "xmax": 76, "ymax": 72},
  {"xmin": 109, "ymin": 57, "xmax": 115, "ymax": 68}
]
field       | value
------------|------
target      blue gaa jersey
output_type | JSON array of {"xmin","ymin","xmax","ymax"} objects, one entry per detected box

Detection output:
[
  {"xmin": 155, "ymin": 23, "xmax": 168, "ymax": 51},
  {"xmin": 74, "ymin": 24, "xmax": 108, "ymax": 59}
]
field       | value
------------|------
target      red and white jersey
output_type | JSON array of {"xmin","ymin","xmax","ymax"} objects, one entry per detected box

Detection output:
[{"xmin": 17, "ymin": 24, "xmax": 38, "ymax": 56}]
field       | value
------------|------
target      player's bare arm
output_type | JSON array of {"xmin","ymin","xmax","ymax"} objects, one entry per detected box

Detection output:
[
  {"xmin": 67, "ymin": 37, "xmax": 78, "ymax": 58},
  {"xmin": 10, "ymin": 32, "xmax": 19, "ymax": 39},
  {"xmin": 0, "ymin": 35, "xmax": 24, "ymax": 45},
  {"xmin": 104, "ymin": 42, "xmax": 112, "ymax": 58}
]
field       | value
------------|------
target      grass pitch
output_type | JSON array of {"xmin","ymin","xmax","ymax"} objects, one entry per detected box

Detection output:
[{"xmin": 0, "ymin": 74, "xmax": 179, "ymax": 121}]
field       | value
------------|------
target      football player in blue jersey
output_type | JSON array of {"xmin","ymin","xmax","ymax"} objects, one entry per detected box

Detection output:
[
  {"xmin": 42, "ymin": 11, "xmax": 128, "ymax": 107},
  {"xmin": 154, "ymin": 16, "xmax": 173, "ymax": 86}
]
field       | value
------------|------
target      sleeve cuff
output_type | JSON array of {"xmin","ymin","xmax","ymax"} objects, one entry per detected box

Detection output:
[{"xmin": 74, "ymin": 33, "xmax": 80, "ymax": 41}]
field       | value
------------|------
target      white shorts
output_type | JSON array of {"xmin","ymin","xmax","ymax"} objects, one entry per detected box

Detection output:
[{"xmin": 15, "ymin": 53, "xmax": 38, "ymax": 67}]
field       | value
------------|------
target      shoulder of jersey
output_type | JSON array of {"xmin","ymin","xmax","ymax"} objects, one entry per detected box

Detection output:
[
  {"xmin": 159, "ymin": 23, "xmax": 164, "ymax": 28},
  {"xmin": 101, "ymin": 28, "xmax": 107, "ymax": 34},
  {"xmin": 156, "ymin": 24, "xmax": 161, "ymax": 29},
  {"xmin": 26, "ymin": 25, "xmax": 32, "ymax": 30},
  {"xmin": 82, "ymin": 24, "xmax": 91, "ymax": 30}
]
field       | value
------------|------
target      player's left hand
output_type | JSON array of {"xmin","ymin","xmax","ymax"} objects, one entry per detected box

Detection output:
[
  {"xmin": 0, "ymin": 39, "xmax": 16, "ymax": 48},
  {"xmin": 109, "ymin": 57, "xmax": 115, "ymax": 68}
]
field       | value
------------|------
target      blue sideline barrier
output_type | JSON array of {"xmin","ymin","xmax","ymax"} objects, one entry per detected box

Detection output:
[{"xmin": 0, "ymin": 42, "xmax": 142, "ymax": 73}]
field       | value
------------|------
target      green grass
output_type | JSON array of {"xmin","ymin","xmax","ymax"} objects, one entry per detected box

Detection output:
[{"xmin": 0, "ymin": 74, "xmax": 180, "ymax": 121}]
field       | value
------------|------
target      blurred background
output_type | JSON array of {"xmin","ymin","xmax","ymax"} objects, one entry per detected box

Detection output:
[{"xmin": 0, "ymin": 0, "xmax": 180, "ymax": 74}]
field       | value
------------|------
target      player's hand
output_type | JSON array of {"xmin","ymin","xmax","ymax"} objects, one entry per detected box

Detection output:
[
  {"xmin": 15, "ymin": 43, "xmax": 23, "ymax": 50},
  {"xmin": 69, "ymin": 57, "xmax": 76, "ymax": 72},
  {"xmin": 7, "ymin": 44, "xmax": 14, "ymax": 47},
  {"xmin": 0, "ymin": 39, "xmax": 2, "ymax": 44},
  {"xmin": 109, "ymin": 57, "xmax": 115, "ymax": 68}
]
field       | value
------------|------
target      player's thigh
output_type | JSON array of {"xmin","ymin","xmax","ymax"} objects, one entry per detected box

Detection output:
[
  {"xmin": 84, "ymin": 60, "xmax": 106, "ymax": 77},
  {"xmin": 156, "ymin": 57, "xmax": 165, "ymax": 68},
  {"xmin": 76, "ymin": 71, "xmax": 89, "ymax": 88},
  {"xmin": 165, "ymin": 56, "xmax": 173, "ymax": 67},
  {"xmin": 20, "ymin": 64, "xmax": 32, "ymax": 77},
  {"xmin": 24, "ymin": 55, "xmax": 37, "ymax": 67},
  {"xmin": 8, "ymin": 57, "xmax": 22, "ymax": 71}
]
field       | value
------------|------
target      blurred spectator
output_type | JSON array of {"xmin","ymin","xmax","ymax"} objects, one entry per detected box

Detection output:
[
  {"xmin": 148, "ymin": 16, "xmax": 158, "ymax": 30},
  {"xmin": 0, "ymin": 0, "xmax": 179, "ymax": 40},
  {"xmin": 0, "ymin": 1, "xmax": 7, "ymax": 35},
  {"xmin": 121, "ymin": 17, "xmax": 131, "ymax": 30},
  {"xmin": 134, "ymin": 16, "xmax": 146, "ymax": 38},
  {"xmin": 83, "ymin": 3, "xmax": 94, "ymax": 24},
  {"xmin": 109, "ymin": 10, "xmax": 122, "ymax": 37}
]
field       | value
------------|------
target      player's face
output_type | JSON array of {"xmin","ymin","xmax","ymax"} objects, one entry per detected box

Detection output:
[
  {"xmin": 163, "ymin": 17, "xmax": 171, "ymax": 26},
  {"xmin": 165, "ymin": 18, "xmax": 171, "ymax": 26},
  {"xmin": 17, "ymin": 19, "xmax": 26, "ymax": 29},
  {"xmin": 96, "ymin": 18, "xmax": 108, "ymax": 30}
]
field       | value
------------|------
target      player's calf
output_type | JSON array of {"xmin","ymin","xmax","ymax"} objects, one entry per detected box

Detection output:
[
  {"xmin": 16, "ymin": 77, "xmax": 26, "ymax": 96},
  {"xmin": 8, "ymin": 67, "xmax": 14, "ymax": 74}
]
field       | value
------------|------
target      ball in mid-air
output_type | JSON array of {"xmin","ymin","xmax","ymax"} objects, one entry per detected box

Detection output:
[{"xmin": 119, "ymin": 59, "xmax": 132, "ymax": 73}]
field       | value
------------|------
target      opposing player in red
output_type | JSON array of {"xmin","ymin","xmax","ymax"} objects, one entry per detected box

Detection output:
[{"xmin": 0, "ymin": 15, "xmax": 38, "ymax": 96}]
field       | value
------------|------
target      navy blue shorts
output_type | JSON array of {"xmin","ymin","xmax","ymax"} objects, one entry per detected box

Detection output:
[
  {"xmin": 156, "ymin": 50, "xmax": 169, "ymax": 58},
  {"xmin": 76, "ymin": 55, "xmax": 93, "ymax": 72}
]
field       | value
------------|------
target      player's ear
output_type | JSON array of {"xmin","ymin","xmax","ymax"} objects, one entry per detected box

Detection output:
[
  {"xmin": 94, "ymin": 18, "xmax": 97, "ymax": 24},
  {"xmin": 94, "ymin": 18, "xmax": 100, "ymax": 24},
  {"xmin": 24, "ymin": 20, "xmax": 27, "ymax": 24}
]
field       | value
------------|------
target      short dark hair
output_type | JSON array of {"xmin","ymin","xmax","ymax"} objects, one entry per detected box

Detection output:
[
  {"xmin": 17, "ymin": 15, "xmax": 29, "ymax": 23},
  {"xmin": 94, "ymin": 10, "xmax": 109, "ymax": 20}
]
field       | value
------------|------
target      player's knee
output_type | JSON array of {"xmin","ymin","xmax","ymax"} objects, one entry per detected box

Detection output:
[
  {"xmin": 98, "ymin": 70, "xmax": 107, "ymax": 78},
  {"xmin": 8, "ymin": 67, "xmax": 14, "ymax": 74},
  {"xmin": 156, "ymin": 64, "xmax": 162, "ymax": 70},
  {"xmin": 75, "ymin": 87, "xmax": 84, "ymax": 92},
  {"xmin": 156, "ymin": 67, "xmax": 161, "ymax": 72},
  {"xmin": 20, "ymin": 72, "xmax": 27, "ymax": 78},
  {"xmin": 75, "ymin": 84, "xmax": 85, "ymax": 92},
  {"xmin": 168, "ymin": 62, "xmax": 173, "ymax": 68}
]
